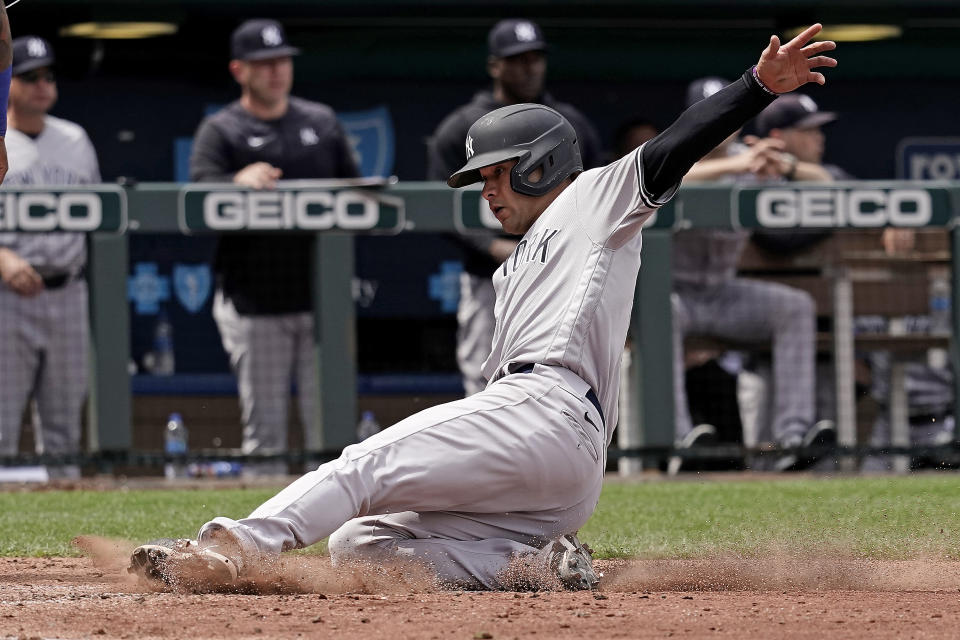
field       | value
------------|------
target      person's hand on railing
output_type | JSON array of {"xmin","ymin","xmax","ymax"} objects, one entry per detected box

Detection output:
[
  {"xmin": 233, "ymin": 162, "xmax": 283, "ymax": 190},
  {"xmin": 882, "ymin": 228, "xmax": 916, "ymax": 255}
]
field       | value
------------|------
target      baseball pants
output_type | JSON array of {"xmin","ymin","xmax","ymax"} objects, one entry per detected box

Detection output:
[
  {"xmin": 198, "ymin": 364, "xmax": 605, "ymax": 590},
  {"xmin": 456, "ymin": 273, "xmax": 497, "ymax": 396},
  {"xmin": 213, "ymin": 291, "xmax": 320, "ymax": 469},
  {"xmin": 0, "ymin": 280, "xmax": 88, "ymax": 459},
  {"xmin": 672, "ymin": 277, "xmax": 815, "ymax": 445}
]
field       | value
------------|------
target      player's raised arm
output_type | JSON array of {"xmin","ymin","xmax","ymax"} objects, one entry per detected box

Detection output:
[
  {"xmin": 639, "ymin": 23, "xmax": 837, "ymax": 202},
  {"xmin": 0, "ymin": 1, "xmax": 11, "ymax": 185}
]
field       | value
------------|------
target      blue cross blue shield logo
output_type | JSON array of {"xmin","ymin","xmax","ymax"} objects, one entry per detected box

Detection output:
[
  {"xmin": 337, "ymin": 105, "xmax": 396, "ymax": 178},
  {"xmin": 173, "ymin": 263, "xmax": 212, "ymax": 314}
]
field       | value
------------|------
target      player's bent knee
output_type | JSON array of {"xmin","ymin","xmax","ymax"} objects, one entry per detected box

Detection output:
[
  {"xmin": 776, "ymin": 289, "xmax": 815, "ymax": 325},
  {"xmin": 327, "ymin": 519, "xmax": 388, "ymax": 563}
]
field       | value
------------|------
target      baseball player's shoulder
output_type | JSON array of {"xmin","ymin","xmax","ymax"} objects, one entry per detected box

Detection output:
[
  {"xmin": 287, "ymin": 96, "xmax": 338, "ymax": 123},
  {"xmin": 42, "ymin": 115, "xmax": 92, "ymax": 144},
  {"xmin": 198, "ymin": 101, "xmax": 246, "ymax": 132},
  {"xmin": 2, "ymin": 127, "xmax": 39, "ymax": 171},
  {"xmin": 3, "ymin": 126, "xmax": 33, "ymax": 149},
  {"xmin": 544, "ymin": 98, "xmax": 595, "ymax": 130},
  {"xmin": 435, "ymin": 91, "xmax": 499, "ymax": 137}
]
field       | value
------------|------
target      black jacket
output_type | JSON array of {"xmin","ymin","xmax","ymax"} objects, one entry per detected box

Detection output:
[{"xmin": 190, "ymin": 98, "xmax": 359, "ymax": 314}]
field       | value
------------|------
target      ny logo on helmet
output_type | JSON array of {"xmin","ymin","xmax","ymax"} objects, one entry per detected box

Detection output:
[
  {"xmin": 261, "ymin": 26, "xmax": 283, "ymax": 46},
  {"xmin": 27, "ymin": 38, "xmax": 46, "ymax": 58},
  {"xmin": 514, "ymin": 22, "xmax": 537, "ymax": 42},
  {"xmin": 465, "ymin": 135, "xmax": 474, "ymax": 159}
]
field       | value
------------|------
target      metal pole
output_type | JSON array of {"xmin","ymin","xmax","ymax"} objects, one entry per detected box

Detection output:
[
  {"xmin": 832, "ymin": 266, "xmax": 857, "ymax": 471},
  {"xmin": 87, "ymin": 233, "xmax": 132, "ymax": 451},
  {"xmin": 632, "ymin": 230, "xmax": 675, "ymax": 470},
  {"xmin": 313, "ymin": 234, "xmax": 358, "ymax": 451}
]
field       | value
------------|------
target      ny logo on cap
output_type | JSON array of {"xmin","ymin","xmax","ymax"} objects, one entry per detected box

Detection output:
[
  {"xmin": 701, "ymin": 78, "xmax": 725, "ymax": 100},
  {"xmin": 261, "ymin": 25, "xmax": 283, "ymax": 47},
  {"xmin": 465, "ymin": 135, "xmax": 474, "ymax": 159},
  {"xmin": 798, "ymin": 94, "xmax": 819, "ymax": 113},
  {"xmin": 514, "ymin": 22, "xmax": 537, "ymax": 42},
  {"xmin": 27, "ymin": 38, "xmax": 46, "ymax": 58}
]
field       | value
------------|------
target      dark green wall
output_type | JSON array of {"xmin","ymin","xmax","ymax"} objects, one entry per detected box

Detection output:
[{"xmin": 8, "ymin": 0, "xmax": 960, "ymax": 81}]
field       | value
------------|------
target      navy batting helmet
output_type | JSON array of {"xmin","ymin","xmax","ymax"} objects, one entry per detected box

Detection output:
[{"xmin": 447, "ymin": 104, "xmax": 582, "ymax": 197}]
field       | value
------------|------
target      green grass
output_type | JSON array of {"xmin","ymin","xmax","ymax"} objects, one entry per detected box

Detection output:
[
  {"xmin": 0, "ymin": 488, "xmax": 276, "ymax": 556},
  {"xmin": 2, "ymin": 475, "xmax": 959, "ymax": 558},
  {"xmin": 583, "ymin": 475, "xmax": 960, "ymax": 559}
]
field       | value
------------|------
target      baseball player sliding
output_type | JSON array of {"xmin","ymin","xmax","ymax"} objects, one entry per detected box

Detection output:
[{"xmin": 130, "ymin": 25, "xmax": 838, "ymax": 591}]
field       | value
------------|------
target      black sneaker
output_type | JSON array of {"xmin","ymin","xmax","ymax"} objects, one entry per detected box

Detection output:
[
  {"xmin": 667, "ymin": 424, "xmax": 718, "ymax": 475},
  {"xmin": 774, "ymin": 420, "xmax": 837, "ymax": 472}
]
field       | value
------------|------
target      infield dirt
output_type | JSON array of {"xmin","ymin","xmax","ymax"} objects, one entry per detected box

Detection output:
[{"xmin": 0, "ymin": 537, "xmax": 957, "ymax": 639}]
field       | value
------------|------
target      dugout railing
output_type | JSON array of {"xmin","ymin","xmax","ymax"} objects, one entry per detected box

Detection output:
[{"xmin": 2, "ymin": 180, "xmax": 959, "ymax": 472}]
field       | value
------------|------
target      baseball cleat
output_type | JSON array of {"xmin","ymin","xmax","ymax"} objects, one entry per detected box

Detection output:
[
  {"xmin": 550, "ymin": 533, "xmax": 601, "ymax": 590},
  {"xmin": 128, "ymin": 538, "xmax": 238, "ymax": 588}
]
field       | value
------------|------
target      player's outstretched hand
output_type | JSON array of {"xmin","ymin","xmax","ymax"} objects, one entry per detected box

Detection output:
[{"xmin": 756, "ymin": 23, "xmax": 837, "ymax": 94}]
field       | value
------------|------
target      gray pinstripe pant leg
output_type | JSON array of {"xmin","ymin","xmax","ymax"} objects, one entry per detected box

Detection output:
[
  {"xmin": 213, "ymin": 291, "xmax": 319, "ymax": 464},
  {"xmin": 456, "ymin": 273, "xmax": 497, "ymax": 397},
  {"xmin": 199, "ymin": 365, "xmax": 605, "ymax": 590},
  {"xmin": 673, "ymin": 278, "xmax": 815, "ymax": 445},
  {"xmin": 0, "ymin": 281, "xmax": 88, "ymax": 457}
]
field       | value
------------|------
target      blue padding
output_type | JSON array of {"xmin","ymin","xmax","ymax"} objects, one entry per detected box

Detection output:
[
  {"xmin": 132, "ymin": 373, "xmax": 237, "ymax": 395},
  {"xmin": 132, "ymin": 373, "xmax": 464, "ymax": 396},
  {"xmin": 0, "ymin": 66, "xmax": 10, "ymax": 137},
  {"xmin": 357, "ymin": 373, "xmax": 463, "ymax": 395}
]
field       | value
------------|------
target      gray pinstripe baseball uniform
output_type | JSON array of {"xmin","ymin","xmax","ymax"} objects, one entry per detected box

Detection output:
[
  {"xmin": 198, "ymin": 146, "xmax": 670, "ymax": 588},
  {"xmin": 159, "ymin": 65, "xmax": 788, "ymax": 590},
  {"xmin": 0, "ymin": 115, "xmax": 100, "ymax": 467}
]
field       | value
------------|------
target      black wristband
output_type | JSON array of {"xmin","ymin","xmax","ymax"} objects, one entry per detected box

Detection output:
[{"xmin": 750, "ymin": 65, "xmax": 779, "ymax": 96}]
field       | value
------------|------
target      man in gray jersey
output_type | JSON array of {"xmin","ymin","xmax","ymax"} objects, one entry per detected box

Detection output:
[
  {"xmin": 190, "ymin": 20, "xmax": 358, "ymax": 474},
  {"xmin": 0, "ymin": 36, "xmax": 101, "ymax": 479},
  {"xmin": 131, "ymin": 26, "xmax": 836, "ymax": 591},
  {"xmin": 427, "ymin": 18, "xmax": 601, "ymax": 396},
  {"xmin": 668, "ymin": 78, "xmax": 837, "ymax": 474}
]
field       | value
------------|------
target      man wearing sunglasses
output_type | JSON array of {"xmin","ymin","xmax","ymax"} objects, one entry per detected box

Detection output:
[{"xmin": 0, "ymin": 36, "xmax": 101, "ymax": 481}]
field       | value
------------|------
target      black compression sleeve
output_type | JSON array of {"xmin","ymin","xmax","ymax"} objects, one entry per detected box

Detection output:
[{"xmin": 641, "ymin": 68, "xmax": 778, "ymax": 201}]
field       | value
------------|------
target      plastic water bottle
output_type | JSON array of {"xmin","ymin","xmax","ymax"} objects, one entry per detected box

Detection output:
[
  {"xmin": 153, "ymin": 312, "xmax": 175, "ymax": 376},
  {"xmin": 929, "ymin": 275, "xmax": 951, "ymax": 336},
  {"xmin": 356, "ymin": 410, "xmax": 381, "ymax": 441},
  {"xmin": 164, "ymin": 413, "xmax": 188, "ymax": 479}
]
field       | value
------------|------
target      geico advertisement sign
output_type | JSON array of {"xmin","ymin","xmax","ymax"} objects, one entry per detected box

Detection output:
[
  {"xmin": 0, "ymin": 192, "xmax": 103, "ymax": 230},
  {"xmin": 748, "ymin": 189, "xmax": 936, "ymax": 228},
  {"xmin": 193, "ymin": 190, "xmax": 402, "ymax": 231}
]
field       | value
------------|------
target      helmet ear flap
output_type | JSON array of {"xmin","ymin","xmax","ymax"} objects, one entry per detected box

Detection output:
[{"xmin": 512, "ymin": 141, "xmax": 571, "ymax": 196}]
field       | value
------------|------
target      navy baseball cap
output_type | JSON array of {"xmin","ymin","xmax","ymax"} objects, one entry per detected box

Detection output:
[
  {"xmin": 685, "ymin": 77, "xmax": 730, "ymax": 108},
  {"xmin": 488, "ymin": 19, "xmax": 548, "ymax": 58},
  {"xmin": 755, "ymin": 93, "xmax": 838, "ymax": 136},
  {"xmin": 12, "ymin": 36, "xmax": 55, "ymax": 75},
  {"xmin": 231, "ymin": 19, "xmax": 301, "ymax": 61}
]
